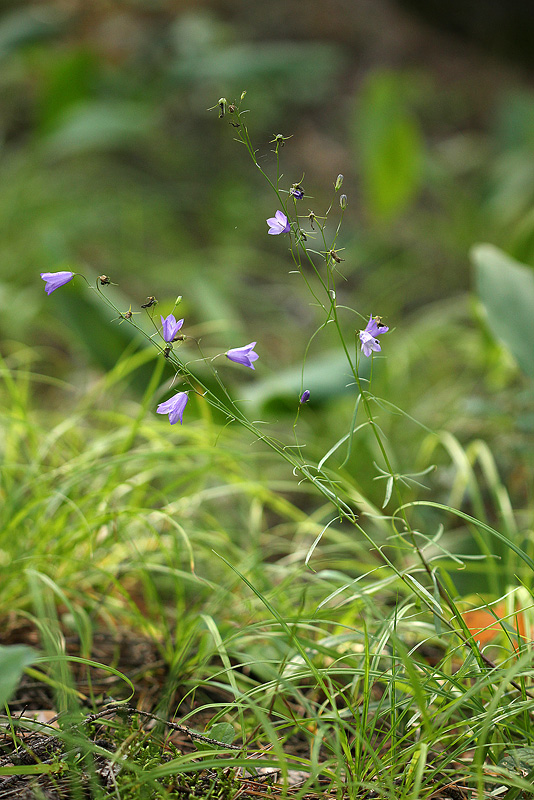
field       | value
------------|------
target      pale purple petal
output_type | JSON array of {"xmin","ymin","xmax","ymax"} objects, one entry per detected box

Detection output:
[
  {"xmin": 360, "ymin": 315, "xmax": 389, "ymax": 357},
  {"xmin": 364, "ymin": 315, "xmax": 389, "ymax": 337},
  {"xmin": 266, "ymin": 210, "xmax": 290, "ymax": 235},
  {"xmin": 156, "ymin": 392, "xmax": 189, "ymax": 425},
  {"xmin": 40, "ymin": 271, "xmax": 74, "ymax": 295},
  {"xmin": 161, "ymin": 314, "xmax": 184, "ymax": 342},
  {"xmin": 359, "ymin": 330, "xmax": 381, "ymax": 357},
  {"xmin": 226, "ymin": 342, "xmax": 259, "ymax": 370}
]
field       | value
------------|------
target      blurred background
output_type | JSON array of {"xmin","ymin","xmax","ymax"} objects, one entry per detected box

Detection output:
[{"xmin": 2, "ymin": 0, "xmax": 534, "ymax": 472}]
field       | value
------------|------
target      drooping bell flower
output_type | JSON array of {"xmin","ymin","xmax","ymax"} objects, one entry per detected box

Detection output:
[
  {"xmin": 226, "ymin": 342, "xmax": 259, "ymax": 370},
  {"xmin": 359, "ymin": 316, "xmax": 389, "ymax": 358},
  {"xmin": 266, "ymin": 211, "xmax": 290, "ymax": 235},
  {"xmin": 161, "ymin": 314, "xmax": 184, "ymax": 342},
  {"xmin": 156, "ymin": 392, "xmax": 189, "ymax": 425},
  {"xmin": 40, "ymin": 271, "xmax": 74, "ymax": 295}
]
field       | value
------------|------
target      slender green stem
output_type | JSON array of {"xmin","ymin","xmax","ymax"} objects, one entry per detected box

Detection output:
[{"xmin": 228, "ymin": 101, "xmax": 499, "ymax": 662}]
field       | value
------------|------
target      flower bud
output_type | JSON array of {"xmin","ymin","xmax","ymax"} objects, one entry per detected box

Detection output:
[
  {"xmin": 300, "ymin": 390, "xmax": 310, "ymax": 404},
  {"xmin": 218, "ymin": 98, "xmax": 227, "ymax": 118},
  {"xmin": 99, "ymin": 275, "xmax": 111, "ymax": 286},
  {"xmin": 339, "ymin": 194, "xmax": 347, "ymax": 209},
  {"xmin": 335, "ymin": 174, "xmax": 344, "ymax": 191}
]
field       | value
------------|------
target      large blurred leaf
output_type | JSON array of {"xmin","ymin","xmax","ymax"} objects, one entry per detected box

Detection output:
[
  {"xmin": 354, "ymin": 70, "xmax": 423, "ymax": 220},
  {"xmin": 43, "ymin": 101, "xmax": 153, "ymax": 158},
  {"xmin": 0, "ymin": 645, "xmax": 36, "ymax": 707},
  {"xmin": 170, "ymin": 40, "xmax": 345, "ymax": 103},
  {"xmin": 243, "ymin": 351, "xmax": 370, "ymax": 412},
  {"xmin": 0, "ymin": 6, "xmax": 62, "ymax": 62},
  {"xmin": 36, "ymin": 49, "xmax": 99, "ymax": 134},
  {"xmin": 493, "ymin": 90, "xmax": 534, "ymax": 151},
  {"xmin": 472, "ymin": 243, "xmax": 534, "ymax": 380}
]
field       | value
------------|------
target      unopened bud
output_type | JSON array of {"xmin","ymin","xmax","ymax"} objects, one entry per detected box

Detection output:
[
  {"xmin": 335, "ymin": 174, "xmax": 344, "ymax": 191},
  {"xmin": 300, "ymin": 390, "xmax": 310, "ymax": 404},
  {"xmin": 240, "ymin": 90, "xmax": 247, "ymax": 101},
  {"xmin": 339, "ymin": 194, "xmax": 347, "ymax": 209},
  {"xmin": 218, "ymin": 98, "xmax": 227, "ymax": 118},
  {"xmin": 175, "ymin": 295, "xmax": 182, "ymax": 306},
  {"xmin": 99, "ymin": 275, "xmax": 111, "ymax": 285}
]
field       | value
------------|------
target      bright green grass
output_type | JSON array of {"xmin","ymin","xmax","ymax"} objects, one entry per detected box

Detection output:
[{"xmin": 1, "ymin": 333, "xmax": 534, "ymax": 799}]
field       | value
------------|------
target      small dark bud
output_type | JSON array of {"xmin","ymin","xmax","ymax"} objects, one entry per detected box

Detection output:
[
  {"xmin": 335, "ymin": 174, "xmax": 344, "ymax": 191},
  {"xmin": 163, "ymin": 345, "xmax": 172, "ymax": 358},
  {"xmin": 290, "ymin": 184, "xmax": 305, "ymax": 200},
  {"xmin": 118, "ymin": 305, "xmax": 137, "ymax": 322},
  {"xmin": 329, "ymin": 249, "xmax": 344, "ymax": 264},
  {"xmin": 339, "ymin": 194, "xmax": 347, "ymax": 209},
  {"xmin": 228, "ymin": 103, "xmax": 237, "ymax": 113},
  {"xmin": 218, "ymin": 97, "xmax": 227, "ymax": 118},
  {"xmin": 99, "ymin": 275, "xmax": 111, "ymax": 285},
  {"xmin": 141, "ymin": 296, "xmax": 157, "ymax": 309},
  {"xmin": 270, "ymin": 132, "xmax": 293, "ymax": 149}
]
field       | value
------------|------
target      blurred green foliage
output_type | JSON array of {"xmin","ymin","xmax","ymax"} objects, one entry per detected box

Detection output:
[
  {"xmin": 0, "ymin": 644, "xmax": 36, "ymax": 707},
  {"xmin": 354, "ymin": 70, "xmax": 423, "ymax": 220},
  {"xmin": 1, "ymin": 0, "xmax": 534, "ymax": 427},
  {"xmin": 473, "ymin": 244, "xmax": 534, "ymax": 383}
]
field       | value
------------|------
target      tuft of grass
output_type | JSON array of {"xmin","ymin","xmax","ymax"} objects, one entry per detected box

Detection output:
[{"xmin": 2, "ymin": 318, "xmax": 534, "ymax": 799}]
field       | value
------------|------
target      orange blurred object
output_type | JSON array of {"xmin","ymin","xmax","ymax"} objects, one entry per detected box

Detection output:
[{"xmin": 462, "ymin": 603, "xmax": 529, "ymax": 646}]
